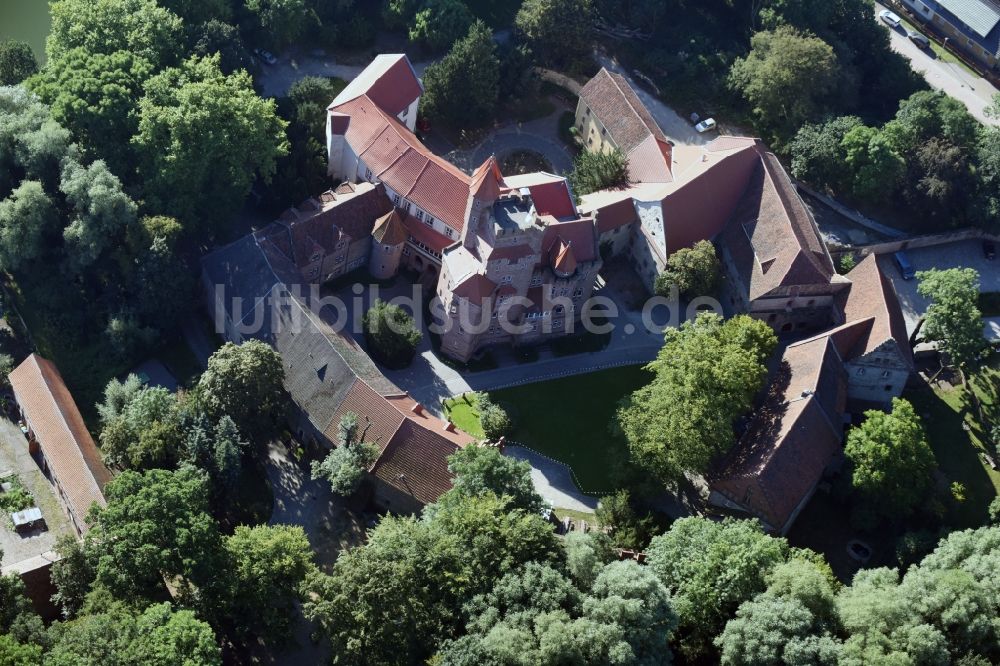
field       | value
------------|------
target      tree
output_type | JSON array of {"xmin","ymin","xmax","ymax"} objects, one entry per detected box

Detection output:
[
  {"xmin": 97, "ymin": 374, "xmax": 145, "ymax": 425},
  {"xmin": 362, "ymin": 299, "xmax": 422, "ymax": 368},
  {"xmin": 515, "ymin": 0, "xmax": 594, "ymax": 71},
  {"xmin": 594, "ymin": 489, "xmax": 660, "ymax": 551},
  {"xmin": 717, "ymin": 559, "xmax": 842, "ymax": 665},
  {"xmin": 841, "ymin": 124, "xmax": 905, "ymax": 202},
  {"xmin": 59, "ymin": 159, "xmax": 139, "ymax": 271},
  {"xmin": 310, "ymin": 413, "xmax": 380, "ymax": 495},
  {"xmin": 647, "ymin": 517, "xmax": 790, "ymax": 659},
  {"xmin": 47, "ymin": 0, "xmax": 184, "ymax": 70},
  {"xmin": 977, "ymin": 127, "xmax": 1000, "ymax": 224},
  {"xmin": 443, "ymin": 442, "xmax": 544, "ymax": 514},
  {"xmin": 191, "ymin": 20, "xmax": 252, "ymax": 75},
  {"xmin": 0, "ymin": 40, "xmax": 37, "ymax": 85},
  {"xmin": 45, "ymin": 602, "xmax": 221, "ymax": 665},
  {"xmin": 0, "ymin": 87, "xmax": 73, "ymax": 193},
  {"xmin": 304, "ymin": 492, "xmax": 561, "ymax": 664},
  {"xmin": 198, "ymin": 339, "xmax": 286, "ymax": 432},
  {"xmin": 563, "ymin": 531, "xmax": 616, "ymax": 591},
  {"xmin": 616, "ymin": 313, "xmax": 776, "ymax": 482},
  {"xmin": 728, "ymin": 26, "xmax": 840, "ymax": 142},
  {"xmin": 409, "ymin": 0, "xmax": 474, "ymax": 52},
  {"xmin": 133, "ymin": 54, "xmax": 288, "ymax": 231},
  {"xmin": 49, "ymin": 535, "xmax": 96, "ymax": 619},
  {"xmin": 243, "ymin": 0, "xmax": 314, "ymax": 51},
  {"xmin": 0, "ymin": 181, "xmax": 60, "ymax": 272},
  {"xmin": 789, "ymin": 116, "xmax": 863, "ymax": 190},
  {"xmin": 0, "ymin": 634, "xmax": 42, "ymax": 665},
  {"xmin": 917, "ymin": 268, "xmax": 985, "ymax": 370},
  {"xmin": 419, "ymin": 21, "xmax": 500, "ymax": 126},
  {"xmin": 654, "ymin": 240, "xmax": 721, "ymax": 299},
  {"xmin": 134, "ymin": 236, "xmax": 194, "ymax": 333},
  {"xmin": 885, "ymin": 90, "xmax": 980, "ymax": 155},
  {"xmin": 0, "ymin": 566, "xmax": 45, "ymax": 648},
  {"xmin": 475, "ymin": 393, "xmax": 513, "ymax": 441},
  {"xmin": 903, "ymin": 137, "xmax": 975, "ymax": 227},
  {"xmin": 99, "ymin": 385, "xmax": 183, "ymax": 470},
  {"xmin": 287, "ymin": 75, "xmax": 344, "ymax": 137},
  {"xmin": 568, "ymin": 148, "xmax": 630, "ymax": 196},
  {"xmin": 158, "ymin": 0, "xmax": 231, "ymax": 24},
  {"xmin": 845, "ymin": 398, "xmax": 935, "ymax": 527},
  {"xmin": 85, "ymin": 467, "xmax": 223, "ymax": 605},
  {"xmin": 221, "ymin": 524, "xmax": 316, "ymax": 642},
  {"xmin": 28, "ymin": 48, "xmax": 152, "ymax": 174}
]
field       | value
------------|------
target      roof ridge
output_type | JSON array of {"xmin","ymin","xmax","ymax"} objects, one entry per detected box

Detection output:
[{"xmin": 606, "ymin": 69, "xmax": 653, "ymax": 140}]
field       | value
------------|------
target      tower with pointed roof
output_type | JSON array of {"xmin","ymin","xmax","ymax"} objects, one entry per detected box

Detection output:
[{"xmin": 370, "ymin": 209, "xmax": 408, "ymax": 279}]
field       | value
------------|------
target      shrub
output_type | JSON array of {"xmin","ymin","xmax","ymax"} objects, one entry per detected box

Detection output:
[
  {"xmin": 477, "ymin": 393, "xmax": 513, "ymax": 441},
  {"xmin": 363, "ymin": 299, "xmax": 422, "ymax": 368}
]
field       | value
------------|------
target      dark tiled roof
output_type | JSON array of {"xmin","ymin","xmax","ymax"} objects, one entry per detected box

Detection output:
[
  {"xmin": 10, "ymin": 355, "xmax": 111, "ymax": 531},
  {"xmin": 837, "ymin": 254, "xmax": 913, "ymax": 366},
  {"xmin": 372, "ymin": 210, "xmax": 408, "ymax": 245},
  {"xmin": 453, "ymin": 273, "xmax": 498, "ymax": 304},
  {"xmin": 541, "ymin": 218, "xmax": 598, "ymax": 264}
]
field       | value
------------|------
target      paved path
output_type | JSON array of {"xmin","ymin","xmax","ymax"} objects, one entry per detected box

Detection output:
[
  {"xmin": 876, "ymin": 4, "xmax": 999, "ymax": 126},
  {"xmin": 471, "ymin": 124, "xmax": 575, "ymax": 175},
  {"xmin": 505, "ymin": 445, "xmax": 599, "ymax": 512}
]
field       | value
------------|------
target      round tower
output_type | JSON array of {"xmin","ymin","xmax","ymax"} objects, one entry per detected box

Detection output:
[{"xmin": 370, "ymin": 210, "xmax": 407, "ymax": 279}]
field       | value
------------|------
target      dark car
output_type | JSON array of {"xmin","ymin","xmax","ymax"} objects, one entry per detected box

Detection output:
[
  {"xmin": 907, "ymin": 31, "xmax": 931, "ymax": 48},
  {"xmin": 984, "ymin": 240, "xmax": 997, "ymax": 260}
]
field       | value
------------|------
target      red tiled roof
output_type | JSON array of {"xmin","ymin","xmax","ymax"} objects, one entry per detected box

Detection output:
[
  {"xmin": 9, "ymin": 355, "xmax": 111, "ymax": 532},
  {"xmin": 328, "ymin": 381, "xmax": 405, "ymax": 454},
  {"xmin": 402, "ymin": 213, "xmax": 455, "ymax": 253},
  {"xmin": 837, "ymin": 254, "xmax": 913, "ymax": 366},
  {"xmin": 502, "ymin": 173, "xmax": 577, "ymax": 219},
  {"xmin": 332, "ymin": 95, "xmax": 471, "ymax": 232},
  {"xmin": 372, "ymin": 210, "xmax": 408, "ymax": 245},
  {"xmin": 541, "ymin": 218, "xmax": 598, "ymax": 264},
  {"xmin": 329, "ymin": 54, "xmax": 423, "ymax": 117},
  {"xmin": 710, "ymin": 336, "xmax": 846, "ymax": 533},
  {"xmin": 452, "ymin": 273, "xmax": 497, "ymax": 304},
  {"xmin": 471, "ymin": 156, "xmax": 503, "ymax": 202},
  {"xmin": 487, "ymin": 243, "xmax": 535, "ymax": 263},
  {"xmin": 593, "ymin": 196, "xmax": 637, "ymax": 234},
  {"xmin": 549, "ymin": 239, "xmax": 578, "ymax": 275},
  {"xmin": 625, "ymin": 135, "xmax": 673, "ymax": 184}
]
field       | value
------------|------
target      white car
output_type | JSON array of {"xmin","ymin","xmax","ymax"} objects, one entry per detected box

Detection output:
[
  {"xmin": 879, "ymin": 9, "xmax": 902, "ymax": 28},
  {"xmin": 695, "ymin": 118, "xmax": 717, "ymax": 133},
  {"xmin": 253, "ymin": 48, "xmax": 278, "ymax": 65}
]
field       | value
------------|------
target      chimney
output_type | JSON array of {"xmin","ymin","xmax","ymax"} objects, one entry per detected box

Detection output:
[
  {"xmin": 443, "ymin": 422, "xmax": 456, "ymax": 433},
  {"xmin": 411, "ymin": 403, "xmax": 424, "ymax": 416}
]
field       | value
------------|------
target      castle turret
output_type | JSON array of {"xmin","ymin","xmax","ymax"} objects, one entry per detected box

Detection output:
[{"xmin": 370, "ymin": 210, "xmax": 407, "ymax": 279}]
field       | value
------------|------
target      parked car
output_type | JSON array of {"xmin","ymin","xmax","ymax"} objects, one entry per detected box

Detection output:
[
  {"xmin": 983, "ymin": 239, "xmax": 997, "ymax": 260},
  {"xmin": 253, "ymin": 48, "xmax": 277, "ymax": 65},
  {"xmin": 695, "ymin": 118, "xmax": 717, "ymax": 133},
  {"xmin": 894, "ymin": 251, "xmax": 917, "ymax": 280},
  {"xmin": 879, "ymin": 9, "xmax": 902, "ymax": 28},
  {"xmin": 907, "ymin": 31, "xmax": 931, "ymax": 48}
]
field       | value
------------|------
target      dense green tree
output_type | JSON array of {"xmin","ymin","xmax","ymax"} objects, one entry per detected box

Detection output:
[
  {"xmin": 198, "ymin": 339, "xmax": 286, "ymax": 433},
  {"xmin": 243, "ymin": 0, "xmax": 314, "ymax": 50},
  {"xmin": 0, "ymin": 180, "xmax": 60, "ymax": 271},
  {"xmin": 49, "ymin": 535, "xmax": 97, "ymax": 619},
  {"xmin": 60, "ymin": 159, "xmax": 139, "ymax": 271},
  {"xmin": 134, "ymin": 236, "xmax": 193, "ymax": 333},
  {"xmin": 85, "ymin": 467, "xmax": 223, "ymax": 605},
  {"xmin": 0, "ymin": 565, "xmax": 46, "ymax": 648},
  {"xmin": 28, "ymin": 49, "xmax": 152, "ymax": 174},
  {"xmin": 841, "ymin": 124, "xmax": 905, "ymax": 202},
  {"xmin": 99, "ymin": 385, "xmax": 183, "ymax": 470},
  {"xmin": 789, "ymin": 116, "xmax": 863, "ymax": 190},
  {"xmin": 885, "ymin": 90, "xmax": 980, "ymax": 155},
  {"xmin": 409, "ymin": 0, "xmax": 474, "ymax": 52},
  {"xmin": 0, "ymin": 40, "xmax": 37, "ymax": 85},
  {"xmin": 311, "ymin": 412, "xmax": 380, "ymax": 495},
  {"xmin": 568, "ymin": 148, "xmax": 630, "ymax": 196},
  {"xmin": 420, "ymin": 21, "xmax": 500, "ymax": 127},
  {"xmin": 160, "ymin": 0, "xmax": 231, "ymax": 24},
  {"xmin": 362, "ymin": 298, "xmax": 422, "ymax": 368},
  {"xmin": 47, "ymin": 0, "xmax": 184, "ymax": 70},
  {"xmin": 616, "ymin": 313, "xmax": 776, "ymax": 482},
  {"xmin": 563, "ymin": 531, "xmax": 616, "ymax": 591},
  {"xmin": 304, "ymin": 492, "xmax": 561, "ymax": 664},
  {"xmin": 976, "ymin": 127, "xmax": 1000, "ymax": 225},
  {"xmin": 904, "ymin": 137, "xmax": 975, "ymax": 226},
  {"xmin": 0, "ymin": 634, "xmax": 42, "ymax": 665},
  {"xmin": 96, "ymin": 374, "xmax": 144, "ymax": 425},
  {"xmin": 844, "ymin": 398, "xmax": 935, "ymax": 526},
  {"xmin": 594, "ymin": 489, "xmax": 660, "ymax": 551},
  {"xmin": 45, "ymin": 602, "xmax": 221, "ymax": 666},
  {"xmin": 647, "ymin": 517, "xmax": 790, "ymax": 659},
  {"xmin": 654, "ymin": 240, "xmax": 721, "ymax": 299},
  {"xmin": 287, "ymin": 75, "xmax": 343, "ymax": 136},
  {"xmin": 728, "ymin": 26, "xmax": 839, "ymax": 142},
  {"xmin": 442, "ymin": 442, "xmax": 544, "ymax": 514},
  {"xmin": 917, "ymin": 268, "xmax": 985, "ymax": 369},
  {"xmin": 515, "ymin": 0, "xmax": 594, "ymax": 71},
  {"xmin": 383, "ymin": 0, "xmax": 422, "ymax": 30},
  {"xmin": 475, "ymin": 393, "xmax": 513, "ymax": 441},
  {"xmin": 0, "ymin": 86, "xmax": 73, "ymax": 193},
  {"xmin": 133, "ymin": 54, "xmax": 288, "ymax": 231},
  {"xmin": 190, "ymin": 20, "xmax": 253, "ymax": 75},
  {"xmin": 221, "ymin": 524, "xmax": 316, "ymax": 642}
]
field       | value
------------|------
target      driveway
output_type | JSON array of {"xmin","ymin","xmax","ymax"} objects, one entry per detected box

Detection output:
[
  {"xmin": 468, "ymin": 109, "xmax": 576, "ymax": 175},
  {"xmin": 875, "ymin": 4, "xmax": 999, "ymax": 126},
  {"xmin": 880, "ymin": 240, "xmax": 1000, "ymax": 336},
  {"xmin": 505, "ymin": 445, "xmax": 599, "ymax": 512}
]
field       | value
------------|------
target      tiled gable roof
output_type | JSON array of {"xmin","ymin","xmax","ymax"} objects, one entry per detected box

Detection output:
[
  {"xmin": 541, "ymin": 218, "xmax": 598, "ymax": 264},
  {"xmin": 453, "ymin": 273, "xmax": 497, "ymax": 304},
  {"xmin": 329, "ymin": 53, "xmax": 423, "ymax": 117},
  {"xmin": 9, "ymin": 355, "xmax": 111, "ymax": 531},
  {"xmin": 502, "ymin": 172, "xmax": 577, "ymax": 219},
  {"xmin": 837, "ymin": 254, "xmax": 913, "ymax": 366},
  {"xmin": 372, "ymin": 210, "xmax": 408, "ymax": 245}
]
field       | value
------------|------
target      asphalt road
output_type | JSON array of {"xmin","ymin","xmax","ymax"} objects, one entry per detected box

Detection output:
[{"xmin": 875, "ymin": 5, "xmax": 999, "ymax": 126}]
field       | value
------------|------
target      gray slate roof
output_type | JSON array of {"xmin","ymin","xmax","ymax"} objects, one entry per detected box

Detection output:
[{"xmin": 937, "ymin": 0, "xmax": 1000, "ymax": 38}]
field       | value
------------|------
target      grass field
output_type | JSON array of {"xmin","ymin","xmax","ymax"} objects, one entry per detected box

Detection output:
[
  {"xmin": 905, "ymin": 359, "xmax": 1000, "ymax": 527},
  {"xmin": 484, "ymin": 364, "xmax": 653, "ymax": 493},
  {"xmin": 443, "ymin": 393, "xmax": 486, "ymax": 439}
]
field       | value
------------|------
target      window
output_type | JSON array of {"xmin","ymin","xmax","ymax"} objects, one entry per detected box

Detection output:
[
  {"xmin": 403, "ymin": 248, "xmax": 411, "ymax": 256},
  {"xmin": 384, "ymin": 245, "xmax": 392, "ymax": 252},
  {"xmin": 405, "ymin": 201, "xmax": 412, "ymax": 214},
  {"xmin": 445, "ymin": 227, "xmax": 454, "ymax": 238},
  {"xmin": 530, "ymin": 275, "xmax": 542, "ymax": 286},
  {"xmin": 393, "ymin": 194, "xmax": 401, "ymax": 206},
  {"xmin": 501, "ymin": 275, "xmax": 512, "ymax": 284},
  {"xmin": 310, "ymin": 252, "xmax": 322, "ymax": 263},
  {"xmin": 857, "ymin": 368, "xmax": 866, "ymax": 376},
  {"xmin": 308, "ymin": 267, "xmax": 319, "ymax": 279},
  {"xmin": 424, "ymin": 216, "xmax": 433, "ymax": 228},
  {"xmin": 416, "ymin": 210, "xmax": 424, "ymax": 221},
  {"xmin": 573, "ymin": 288, "xmax": 583, "ymax": 297},
  {"xmin": 336, "ymin": 240, "xmax": 346, "ymax": 250},
  {"xmin": 365, "ymin": 168, "xmax": 372, "ymax": 180},
  {"xmin": 335, "ymin": 255, "xmax": 345, "ymax": 264}
]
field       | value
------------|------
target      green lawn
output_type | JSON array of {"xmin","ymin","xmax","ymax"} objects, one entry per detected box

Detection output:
[
  {"xmin": 443, "ymin": 393, "xmax": 486, "ymax": 438},
  {"xmin": 905, "ymin": 360, "xmax": 1000, "ymax": 527},
  {"xmin": 485, "ymin": 365, "xmax": 653, "ymax": 493}
]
